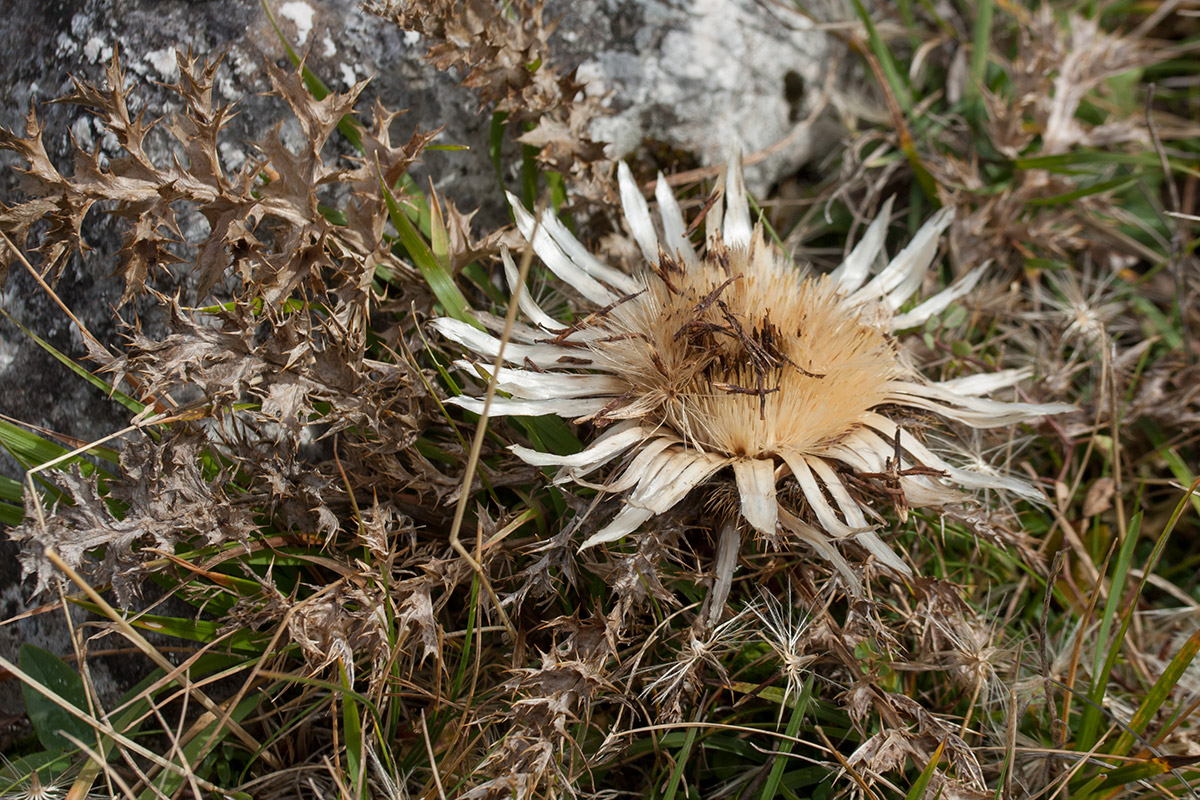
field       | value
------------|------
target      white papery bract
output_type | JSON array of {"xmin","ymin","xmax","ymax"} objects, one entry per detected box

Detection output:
[{"xmin": 433, "ymin": 151, "xmax": 1072, "ymax": 589}]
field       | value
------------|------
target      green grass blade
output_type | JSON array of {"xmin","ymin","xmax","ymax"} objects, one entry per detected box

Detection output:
[
  {"xmin": 490, "ymin": 111, "xmax": 509, "ymax": 189},
  {"xmin": 1109, "ymin": 624, "xmax": 1200, "ymax": 758},
  {"xmin": 1131, "ymin": 298, "xmax": 1184, "ymax": 349},
  {"xmin": 661, "ymin": 714, "xmax": 700, "ymax": 800},
  {"xmin": 965, "ymin": 0, "xmax": 994, "ymax": 109},
  {"xmin": 758, "ymin": 674, "xmax": 814, "ymax": 800},
  {"xmin": 512, "ymin": 414, "xmax": 581, "ymax": 457},
  {"xmin": 339, "ymin": 661, "xmax": 365, "ymax": 797},
  {"xmin": 396, "ymin": 172, "xmax": 434, "ymax": 234},
  {"xmin": 380, "ymin": 175, "xmax": 480, "ymax": 329},
  {"xmin": 1024, "ymin": 176, "xmax": 1140, "ymax": 207},
  {"xmin": 429, "ymin": 191, "xmax": 451, "ymax": 269},
  {"xmin": 450, "ymin": 576, "xmax": 481, "ymax": 699},
  {"xmin": 18, "ymin": 644, "xmax": 94, "ymax": 752},
  {"xmin": 1078, "ymin": 511, "xmax": 1142, "ymax": 750},
  {"xmin": 1083, "ymin": 757, "xmax": 1176, "ymax": 797},
  {"xmin": 1015, "ymin": 150, "xmax": 1200, "ymax": 173},
  {"xmin": 0, "ymin": 501, "xmax": 21, "ymax": 525},
  {"xmin": 906, "ymin": 738, "xmax": 946, "ymax": 800},
  {"xmin": 68, "ymin": 599, "xmax": 268, "ymax": 655},
  {"xmin": 521, "ymin": 141, "xmax": 541, "ymax": 209},
  {"xmin": 0, "ymin": 308, "xmax": 145, "ymax": 415},
  {"xmin": 1139, "ymin": 420, "xmax": 1200, "ymax": 514},
  {"xmin": 0, "ymin": 418, "xmax": 119, "ymax": 472},
  {"xmin": 1078, "ymin": 499, "xmax": 1187, "ymax": 760},
  {"xmin": 0, "ymin": 473, "xmax": 22, "ymax": 503},
  {"xmin": 850, "ymin": 0, "xmax": 913, "ymax": 113}
]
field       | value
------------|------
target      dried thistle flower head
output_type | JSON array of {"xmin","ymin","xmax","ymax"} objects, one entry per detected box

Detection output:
[{"xmin": 434, "ymin": 150, "xmax": 1071, "ymax": 586}]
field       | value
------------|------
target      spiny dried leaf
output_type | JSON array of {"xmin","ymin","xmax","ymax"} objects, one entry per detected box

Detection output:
[
  {"xmin": 847, "ymin": 691, "xmax": 986, "ymax": 793},
  {"xmin": 10, "ymin": 431, "xmax": 254, "ymax": 605},
  {"xmin": 0, "ymin": 49, "xmax": 432, "ymax": 306},
  {"xmin": 938, "ymin": 9, "xmax": 1171, "ymax": 275},
  {"xmin": 107, "ymin": 295, "xmax": 422, "ymax": 457},
  {"xmin": 1, "ymin": 51, "xmax": 241, "ymax": 299},
  {"xmin": 515, "ymin": 101, "xmax": 609, "ymax": 172},
  {"xmin": 395, "ymin": 576, "xmax": 441, "ymax": 666},
  {"xmin": 288, "ymin": 584, "xmax": 390, "ymax": 687},
  {"xmin": 466, "ymin": 613, "xmax": 617, "ymax": 798},
  {"xmin": 364, "ymin": 0, "xmax": 616, "ymax": 204}
]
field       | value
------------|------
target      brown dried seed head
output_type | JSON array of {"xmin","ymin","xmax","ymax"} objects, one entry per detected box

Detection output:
[{"xmin": 595, "ymin": 230, "xmax": 901, "ymax": 458}]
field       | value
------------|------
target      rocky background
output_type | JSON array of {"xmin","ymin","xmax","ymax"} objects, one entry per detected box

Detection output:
[{"xmin": 0, "ymin": 0, "xmax": 843, "ymax": 722}]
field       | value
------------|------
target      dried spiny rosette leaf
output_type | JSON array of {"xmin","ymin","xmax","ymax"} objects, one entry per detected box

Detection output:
[
  {"xmin": 463, "ymin": 614, "xmax": 615, "ymax": 799},
  {"xmin": 433, "ymin": 150, "xmax": 1073, "ymax": 591},
  {"xmin": 364, "ymin": 0, "xmax": 613, "ymax": 204},
  {"xmin": 940, "ymin": 8, "xmax": 1167, "ymax": 274},
  {"xmin": 9, "ymin": 430, "xmax": 256, "ymax": 605},
  {"xmin": 3, "ymin": 50, "xmax": 457, "ymax": 605},
  {"xmin": 0, "ymin": 49, "xmax": 433, "ymax": 307}
]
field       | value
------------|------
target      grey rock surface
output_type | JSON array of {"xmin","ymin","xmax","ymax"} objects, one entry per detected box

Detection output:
[
  {"xmin": 0, "ymin": 0, "xmax": 838, "ymax": 717},
  {"xmin": 552, "ymin": 0, "xmax": 837, "ymax": 191}
]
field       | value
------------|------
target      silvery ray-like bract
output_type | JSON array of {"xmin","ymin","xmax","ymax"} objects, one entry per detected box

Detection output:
[{"xmin": 433, "ymin": 151, "xmax": 1072, "ymax": 586}]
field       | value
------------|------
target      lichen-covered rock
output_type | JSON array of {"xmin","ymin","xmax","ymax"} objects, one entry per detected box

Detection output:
[{"xmin": 552, "ymin": 0, "xmax": 838, "ymax": 191}]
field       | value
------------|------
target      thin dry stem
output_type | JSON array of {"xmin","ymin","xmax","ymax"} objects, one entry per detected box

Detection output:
[{"xmin": 445, "ymin": 238, "xmax": 542, "ymax": 644}]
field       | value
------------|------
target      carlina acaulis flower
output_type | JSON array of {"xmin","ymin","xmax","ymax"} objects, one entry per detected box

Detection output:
[{"xmin": 432, "ymin": 149, "xmax": 1073, "ymax": 589}]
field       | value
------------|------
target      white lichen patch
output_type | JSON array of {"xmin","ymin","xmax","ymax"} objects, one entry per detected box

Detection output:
[
  {"xmin": 70, "ymin": 116, "xmax": 95, "ymax": 151},
  {"xmin": 280, "ymin": 1, "xmax": 316, "ymax": 45},
  {"xmin": 144, "ymin": 47, "xmax": 181, "ymax": 81},
  {"xmin": 84, "ymin": 35, "xmax": 109, "ymax": 63}
]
